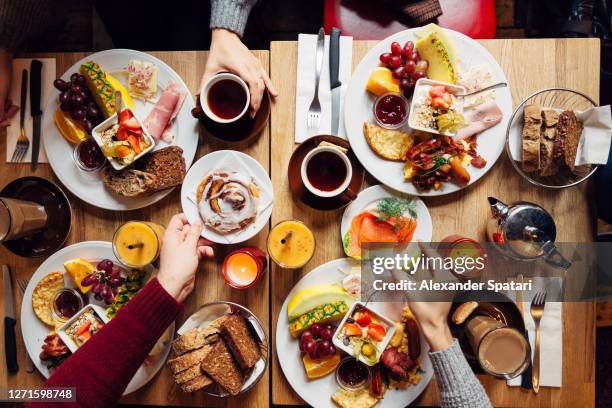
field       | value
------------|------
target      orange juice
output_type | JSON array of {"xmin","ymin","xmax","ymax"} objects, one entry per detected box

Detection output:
[
  {"xmin": 113, "ymin": 221, "xmax": 165, "ymax": 268},
  {"xmin": 222, "ymin": 247, "xmax": 267, "ymax": 289},
  {"xmin": 267, "ymin": 220, "xmax": 315, "ymax": 269}
]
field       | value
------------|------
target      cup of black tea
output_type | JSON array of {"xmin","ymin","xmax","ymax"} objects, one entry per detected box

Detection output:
[
  {"xmin": 200, "ymin": 73, "xmax": 250, "ymax": 124},
  {"xmin": 301, "ymin": 147, "xmax": 356, "ymax": 199}
]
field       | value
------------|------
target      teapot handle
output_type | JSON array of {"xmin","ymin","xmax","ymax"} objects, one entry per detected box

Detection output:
[{"xmin": 541, "ymin": 241, "xmax": 571, "ymax": 270}]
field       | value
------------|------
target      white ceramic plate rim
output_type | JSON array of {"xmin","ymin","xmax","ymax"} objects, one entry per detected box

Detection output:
[
  {"xmin": 343, "ymin": 28, "xmax": 512, "ymax": 196},
  {"xmin": 20, "ymin": 241, "xmax": 173, "ymax": 395},
  {"xmin": 276, "ymin": 257, "xmax": 433, "ymax": 408},
  {"xmin": 42, "ymin": 49, "xmax": 198, "ymax": 210},
  {"xmin": 180, "ymin": 150, "xmax": 274, "ymax": 244}
]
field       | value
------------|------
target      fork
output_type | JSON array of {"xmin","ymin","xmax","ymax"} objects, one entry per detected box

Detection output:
[
  {"xmin": 530, "ymin": 288, "xmax": 547, "ymax": 394},
  {"xmin": 11, "ymin": 125, "xmax": 30, "ymax": 163},
  {"xmin": 306, "ymin": 28, "xmax": 325, "ymax": 133},
  {"xmin": 17, "ymin": 277, "xmax": 34, "ymax": 373}
]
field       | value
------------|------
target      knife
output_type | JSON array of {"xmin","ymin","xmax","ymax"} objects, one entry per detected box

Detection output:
[
  {"xmin": 329, "ymin": 27, "xmax": 342, "ymax": 135},
  {"xmin": 19, "ymin": 69, "xmax": 27, "ymax": 131},
  {"xmin": 3, "ymin": 265, "xmax": 18, "ymax": 373},
  {"xmin": 515, "ymin": 273, "xmax": 533, "ymax": 389},
  {"xmin": 30, "ymin": 60, "xmax": 43, "ymax": 171}
]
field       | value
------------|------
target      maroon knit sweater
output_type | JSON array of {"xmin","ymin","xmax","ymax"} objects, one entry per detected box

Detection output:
[{"xmin": 27, "ymin": 278, "xmax": 182, "ymax": 408}]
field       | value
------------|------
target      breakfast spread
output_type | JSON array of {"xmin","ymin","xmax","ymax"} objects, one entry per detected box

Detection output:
[
  {"xmin": 168, "ymin": 313, "xmax": 262, "ymax": 396},
  {"xmin": 196, "ymin": 171, "xmax": 260, "ymax": 234}
]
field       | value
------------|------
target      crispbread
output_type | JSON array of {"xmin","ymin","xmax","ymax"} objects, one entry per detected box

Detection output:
[
  {"xmin": 200, "ymin": 340, "xmax": 244, "ymax": 396},
  {"xmin": 363, "ymin": 122, "xmax": 414, "ymax": 161},
  {"xmin": 180, "ymin": 374, "xmax": 213, "ymax": 393},
  {"xmin": 167, "ymin": 344, "xmax": 213, "ymax": 374},
  {"xmin": 32, "ymin": 272, "xmax": 64, "ymax": 326},
  {"xmin": 220, "ymin": 314, "xmax": 261, "ymax": 370}
]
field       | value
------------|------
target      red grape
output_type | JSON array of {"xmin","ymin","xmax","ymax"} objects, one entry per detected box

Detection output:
[
  {"xmin": 112, "ymin": 286, "xmax": 119, "ymax": 296},
  {"xmin": 71, "ymin": 109, "xmax": 86, "ymax": 121},
  {"xmin": 399, "ymin": 78, "xmax": 411, "ymax": 90},
  {"xmin": 304, "ymin": 339, "xmax": 317, "ymax": 354},
  {"xmin": 109, "ymin": 277, "xmax": 122, "ymax": 287},
  {"xmin": 412, "ymin": 71, "xmax": 427, "ymax": 80},
  {"xmin": 379, "ymin": 53, "xmax": 392, "ymax": 64},
  {"xmin": 310, "ymin": 323, "xmax": 322, "ymax": 337},
  {"xmin": 390, "ymin": 42, "xmax": 401, "ymax": 56},
  {"xmin": 392, "ymin": 66, "xmax": 406, "ymax": 79},
  {"xmin": 401, "ymin": 46, "xmax": 412, "ymax": 60},
  {"xmin": 409, "ymin": 52, "xmax": 419, "ymax": 62},
  {"xmin": 404, "ymin": 60, "xmax": 416, "ymax": 73},
  {"xmin": 325, "ymin": 324, "xmax": 335, "ymax": 332},
  {"xmin": 301, "ymin": 331, "xmax": 314, "ymax": 343},
  {"xmin": 101, "ymin": 285, "xmax": 110, "ymax": 299},
  {"xmin": 71, "ymin": 94, "xmax": 84, "ymax": 108},
  {"xmin": 92, "ymin": 282, "xmax": 105, "ymax": 294},
  {"xmin": 320, "ymin": 328, "xmax": 333, "ymax": 341},
  {"xmin": 59, "ymin": 92, "xmax": 70, "ymax": 105},
  {"xmin": 71, "ymin": 85, "xmax": 83, "ymax": 94},
  {"xmin": 60, "ymin": 102, "xmax": 71, "ymax": 112},
  {"xmin": 404, "ymin": 41, "xmax": 414, "ymax": 51},
  {"xmin": 389, "ymin": 56, "xmax": 402, "ymax": 68},
  {"xmin": 81, "ymin": 274, "xmax": 97, "ymax": 287},
  {"xmin": 319, "ymin": 340, "xmax": 332, "ymax": 355},
  {"xmin": 328, "ymin": 344, "xmax": 336, "ymax": 356},
  {"xmin": 87, "ymin": 106, "xmax": 101, "ymax": 120},
  {"xmin": 54, "ymin": 79, "xmax": 70, "ymax": 92},
  {"xmin": 97, "ymin": 259, "xmax": 114, "ymax": 273},
  {"xmin": 416, "ymin": 60, "xmax": 429, "ymax": 72}
]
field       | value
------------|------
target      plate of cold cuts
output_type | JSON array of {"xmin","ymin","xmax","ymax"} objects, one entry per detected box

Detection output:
[{"xmin": 42, "ymin": 49, "xmax": 199, "ymax": 210}]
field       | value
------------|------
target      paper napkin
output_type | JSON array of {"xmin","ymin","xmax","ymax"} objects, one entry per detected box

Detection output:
[
  {"xmin": 6, "ymin": 58, "xmax": 55, "ymax": 163},
  {"xmin": 295, "ymin": 33, "xmax": 353, "ymax": 143},
  {"xmin": 187, "ymin": 151, "xmax": 273, "ymax": 244},
  {"xmin": 508, "ymin": 277, "xmax": 563, "ymax": 388}
]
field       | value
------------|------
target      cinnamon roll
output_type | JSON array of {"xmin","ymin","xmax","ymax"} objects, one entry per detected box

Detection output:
[{"xmin": 197, "ymin": 171, "xmax": 260, "ymax": 233}]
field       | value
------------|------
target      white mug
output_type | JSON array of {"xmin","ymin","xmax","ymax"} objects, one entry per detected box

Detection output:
[
  {"xmin": 301, "ymin": 146, "xmax": 355, "ymax": 199},
  {"xmin": 200, "ymin": 72, "xmax": 250, "ymax": 124}
]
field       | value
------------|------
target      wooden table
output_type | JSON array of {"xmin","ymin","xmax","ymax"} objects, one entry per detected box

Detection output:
[
  {"xmin": 0, "ymin": 51, "xmax": 270, "ymax": 407},
  {"xmin": 270, "ymin": 39, "xmax": 598, "ymax": 407}
]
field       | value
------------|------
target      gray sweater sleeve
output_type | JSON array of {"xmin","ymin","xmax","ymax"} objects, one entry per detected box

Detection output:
[
  {"xmin": 429, "ymin": 339, "xmax": 493, "ymax": 408},
  {"xmin": 0, "ymin": 0, "xmax": 54, "ymax": 51},
  {"xmin": 209, "ymin": 0, "xmax": 257, "ymax": 37}
]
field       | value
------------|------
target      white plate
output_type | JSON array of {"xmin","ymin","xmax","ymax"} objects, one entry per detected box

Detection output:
[
  {"xmin": 340, "ymin": 185, "xmax": 433, "ymax": 253},
  {"xmin": 20, "ymin": 241, "xmax": 173, "ymax": 395},
  {"xmin": 276, "ymin": 258, "xmax": 433, "ymax": 408},
  {"xmin": 343, "ymin": 28, "xmax": 512, "ymax": 196},
  {"xmin": 180, "ymin": 150, "xmax": 273, "ymax": 244},
  {"xmin": 42, "ymin": 49, "xmax": 198, "ymax": 210}
]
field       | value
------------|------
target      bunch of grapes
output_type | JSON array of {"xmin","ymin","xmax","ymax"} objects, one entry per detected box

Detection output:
[
  {"xmin": 379, "ymin": 41, "xmax": 429, "ymax": 96},
  {"xmin": 299, "ymin": 323, "xmax": 337, "ymax": 360},
  {"xmin": 53, "ymin": 73, "xmax": 103, "ymax": 134},
  {"xmin": 81, "ymin": 259, "xmax": 124, "ymax": 305}
]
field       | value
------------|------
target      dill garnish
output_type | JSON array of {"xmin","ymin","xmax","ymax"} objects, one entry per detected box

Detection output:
[{"xmin": 375, "ymin": 197, "xmax": 417, "ymax": 221}]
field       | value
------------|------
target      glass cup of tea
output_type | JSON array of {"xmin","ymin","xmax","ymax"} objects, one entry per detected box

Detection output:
[
  {"xmin": 465, "ymin": 315, "xmax": 531, "ymax": 379},
  {"xmin": 200, "ymin": 72, "xmax": 250, "ymax": 124},
  {"xmin": 300, "ymin": 146, "xmax": 356, "ymax": 200},
  {"xmin": 0, "ymin": 197, "xmax": 48, "ymax": 242}
]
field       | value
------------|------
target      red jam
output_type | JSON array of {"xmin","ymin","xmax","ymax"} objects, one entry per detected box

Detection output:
[
  {"xmin": 54, "ymin": 290, "xmax": 82, "ymax": 319},
  {"xmin": 337, "ymin": 358, "xmax": 369, "ymax": 387},
  {"xmin": 374, "ymin": 94, "xmax": 407, "ymax": 126},
  {"xmin": 78, "ymin": 139, "xmax": 105, "ymax": 169}
]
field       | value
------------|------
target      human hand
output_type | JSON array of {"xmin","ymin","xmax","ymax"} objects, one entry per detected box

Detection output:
[
  {"xmin": 157, "ymin": 214, "xmax": 214, "ymax": 303},
  {"xmin": 0, "ymin": 49, "xmax": 18, "ymax": 127},
  {"xmin": 200, "ymin": 28, "xmax": 278, "ymax": 118}
]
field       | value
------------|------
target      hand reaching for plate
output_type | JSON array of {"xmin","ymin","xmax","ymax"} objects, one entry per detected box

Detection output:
[
  {"xmin": 157, "ymin": 213, "xmax": 214, "ymax": 303},
  {"xmin": 200, "ymin": 28, "xmax": 278, "ymax": 118}
]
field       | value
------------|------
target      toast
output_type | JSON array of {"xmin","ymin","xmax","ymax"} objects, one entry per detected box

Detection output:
[
  {"xmin": 200, "ymin": 340, "xmax": 244, "ymax": 396},
  {"xmin": 554, "ymin": 110, "xmax": 582, "ymax": 171},
  {"xmin": 220, "ymin": 314, "xmax": 261, "ymax": 370},
  {"xmin": 167, "ymin": 344, "xmax": 213, "ymax": 374},
  {"xmin": 363, "ymin": 122, "xmax": 414, "ymax": 161},
  {"xmin": 539, "ymin": 110, "xmax": 559, "ymax": 176},
  {"xmin": 180, "ymin": 374, "xmax": 213, "ymax": 393},
  {"xmin": 174, "ymin": 364, "xmax": 205, "ymax": 384},
  {"xmin": 522, "ymin": 104, "xmax": 542, "ymax": 172},
  {"xmin": 172, "ymin": 322, "xmax": 224, "ymax": 356}
]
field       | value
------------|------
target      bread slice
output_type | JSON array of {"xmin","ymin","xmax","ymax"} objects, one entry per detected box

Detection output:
[
  {"xmin": 167, "ymin": 344, "xmax": 213, "ymax": 374},
  {"xmin": 220, "ymin": 314, "xmax": 261, "ymax": 370},
  {"xmin": 539, "ymin": 110, "xmax": 559, "ymax": 176},
  {"xmin": 180, "ymin": 374, "xmax": 213, "ymax": 393},
  {"xmin": 200, "ymin": 340, "xmax": 244, "ymax": 396},
  {"xmin": 174, "ymin": 364, "xmax": 204, "ymax": 384},
  {"xmin": 554, "ymin": 111, "xmax": 582, "ymax": 170},
  {"xmin": 522, "ymin": 104, "xmax": 542, "ymax": 172},
  {"xmin": 102, "ymin": 168, "xmax": 156, "ymax": 197},
  {"xmin": 363, "ymin": 122, "xmax": 414, "ymax": 161},
  {"xmin": 134, "ymin": 146, "xmax": 186, "ymax": 193}
]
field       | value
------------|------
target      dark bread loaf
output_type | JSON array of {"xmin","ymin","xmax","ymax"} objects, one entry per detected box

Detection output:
[
  {"xmin": 102, "ymin": 168, "xmax": 156, "ymax": 197},
  {"xmin": 200, "ymin": 340, "xmax": 244, "ymax": 396},
  {"xmin": 220, "ymin": 314, "xmax": 261, "ymax": 370},
  {"xmin": 539, "ymin": 110, "xmax": 559, "ymax": 177},
  {"xmin": 522, "ymin": 104, "xmax": 542, "ymax": 172},
  {"xmin": 554, "ymin": 111, "xmax": 582, "ymax": 171}
]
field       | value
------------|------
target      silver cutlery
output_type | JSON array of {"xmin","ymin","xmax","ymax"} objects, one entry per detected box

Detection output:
[
  {"xmin": 329, "ymin": 27, "xmax": 341, "ymax": 136},
  {"xmin": 306, "ymin": 28, "xmax": 325, "ymax": 132},
  {"xmin": 30, "ymin": 60, "xmax": 43, "ymax": 171},
  {"xmin": 458, "ymin": 82, "xmax": 508, "ymax": 99},
  {"xmin": 3, "ymin": 265, "xmax": 18, "ymax": 373},
  {"xmin": 16, "ymin": 277, "xmax": 34, "ymax": 373},
  {"xmin": 11, "ymin": 69, "xmax": 29, "ymax": 163},
  {"xmin": 530, "ymin": 288, "xmax": 547, "ymax": 394},
  {"xmin": 515, "ymin": 274, "xmax": 532, "ymax": 389}
]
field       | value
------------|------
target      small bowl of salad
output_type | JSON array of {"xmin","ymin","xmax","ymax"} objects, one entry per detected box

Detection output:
[
  {"xmin": 57, "ymin": 304, "xmax": 109, "ymax": 352},
  {"xmin": 332, "ymin": 302, "xmax": 396, "ymax": 366},
  {"xmin": 91, "ymin": 107, "xmax": 155, "ymax": 170},
  {"xmin": 408, "ymin": 78, "xmax": 467, "ymax": 136}
]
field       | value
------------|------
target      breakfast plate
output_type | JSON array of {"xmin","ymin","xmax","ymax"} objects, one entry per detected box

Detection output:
[
  {"xmin": 20, "ymin": 241, "xmax": 173, "ymax": 395},
  {"xmin": 180, "ymin": 150, "xmax": 274, "ymax": 244},
  {"xmin": 42, "ymin": 49, "xmax": 198, "ymax": 210},
  {"xmin": 343, "ymin": 26, "xmax": 512, "ymax": 196},
  {"xmin": 340, "ymin": 185, "xmax": 433, "ymax": 260},
  {"xmin": 276, "ymin": 258, "xmax": 433, "ymax": 408}
]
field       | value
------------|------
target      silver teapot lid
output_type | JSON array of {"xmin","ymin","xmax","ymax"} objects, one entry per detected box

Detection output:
[{"xmin": 504, "ymin": 202, "xmax": 557, "ymax": 258}]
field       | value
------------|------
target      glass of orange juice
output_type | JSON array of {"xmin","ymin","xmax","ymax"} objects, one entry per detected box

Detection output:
[
  {"xmin": 267, "ymin": 220, "xmax": 315, "ymax": 269},
  {"xmin": 112, "ymin": 221, "xmax": 165, "ymax": 268}
]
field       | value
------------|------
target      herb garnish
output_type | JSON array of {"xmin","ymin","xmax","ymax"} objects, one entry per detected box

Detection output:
[{"xmin": 375, "ymin": 197, "xmax": 417, "ymax": 221}]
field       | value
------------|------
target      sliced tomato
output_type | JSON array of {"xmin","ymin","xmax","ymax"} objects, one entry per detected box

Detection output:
[
  {"xmin": 367, "ymin": 323, "xmax": 387, "ymax": 342},
  {"xmin": 117, "ymin": 126, "xmax": 130, "ymax": 141},
  {"xmin": 344, "ymin": 322, "xmax": 363, "ymax": 337},
  {"xmin": 127, "ymin": 134, "xmax": 142, "ymax": 154},
  {"xmin": 355, "ymin": 310, "xmax": 372, "ymax": 327},
  {"xmin": 122, "ymin": 117, "xmax": 141, "ymax": 131},
  {"xmin": 118, "ymin": 108, "xmax": 133, "ymax": 122}
]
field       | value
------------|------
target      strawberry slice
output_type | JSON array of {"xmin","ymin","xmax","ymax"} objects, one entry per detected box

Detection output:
[
  {"xmin": 343, "ymin": 322, "xmax": 362, "ymax": 337},
  {"xmin": 121, "ymin": 117, "xmax": 141, "ymax": 131},
  {"xmin": 367, "ymin": 323, "xmax": 386, "ymax": 342},
  {"xmin": 355, "ymin": 310, "xmax": 372, "ymax": 327},
  {"xmin": 118, "ymin": 108, "xmax": 133, "ymax": 123},
  {"xmin": 116, "ymin": 126, "xmax": 130, "ymax": 141}
]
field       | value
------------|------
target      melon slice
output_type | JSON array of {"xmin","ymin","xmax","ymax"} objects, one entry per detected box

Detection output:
[
  {"xmin": 287, "ymin": 284, "xmax": 353, "ymax": 321},
  {"xmin": 415, "ymin": 27, "xmax": 458, "ymax": 84}
]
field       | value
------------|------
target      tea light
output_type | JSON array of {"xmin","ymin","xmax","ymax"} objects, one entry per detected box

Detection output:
[{"xmin": 222, "ymin": 247, "xmax": 267, "ymax": 289}]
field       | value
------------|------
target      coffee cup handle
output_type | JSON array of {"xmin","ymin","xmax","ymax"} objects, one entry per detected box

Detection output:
[{"xmin": 343, "ymin": 186, "xmax": 358, "ymax": 201}]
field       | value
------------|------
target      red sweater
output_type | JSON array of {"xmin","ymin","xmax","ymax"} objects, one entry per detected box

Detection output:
[{"xmin": 28, "ymin": 278, "xmax": 182, "ymax": 408}]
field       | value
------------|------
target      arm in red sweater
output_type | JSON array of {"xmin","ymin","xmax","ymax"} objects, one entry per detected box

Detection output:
[{"xmin": 28, "ymin": 278, "xmax": 182, "ymax": 408}]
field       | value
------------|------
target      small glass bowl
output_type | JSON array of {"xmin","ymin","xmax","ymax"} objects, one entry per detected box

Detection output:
[
  {"xmin": 51, "ymin": 288, "xmax": 84, "ymax": 323},
  {"xmin": 335, "ymin": 357, "xmax": 371, "ymax": 391},
  {"xmin": 373, "ymin": 92, "xmax": 409, "ymax": 130},
  {"xmin": 73, "ymin": 138, "xmax": 106, "ymax": 172}
]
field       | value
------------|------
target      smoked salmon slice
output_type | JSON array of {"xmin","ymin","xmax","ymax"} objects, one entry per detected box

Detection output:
[{"xmin": 344, "ymin": 212, "xmax": 417, "ymax": 259}]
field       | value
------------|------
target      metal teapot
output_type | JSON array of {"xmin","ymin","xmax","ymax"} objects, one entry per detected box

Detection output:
[{"xmin": 486, "ymin": 197, "xmax": 571, "ymax": 269}]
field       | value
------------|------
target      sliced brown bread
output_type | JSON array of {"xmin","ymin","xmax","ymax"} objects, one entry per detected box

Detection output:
[
  {"xmin": 554, "ymin": 111, "xmax": 582, "ymax": 170},
  {"xmin": 102, "ymin": 169, "xmax": 156, "ymax": 197},
  {"xmin": 220, "ymin": 314, "xmax": 261, "ymax": 370},
  {"xmin": 200, "ymin": 340, "xmax": 244, "ymax": 396},
  {"xmin": 522, "ymin": 104, "xmax": 542, "ymax": 172},
  {"xmin": 174, "ymin": 364, "xmax": 204, "ymax": 384},
  {"xmin": 134, "ymin": 145, "xmax": 186, "ymax": 192},
  {"xmin": 167, "ymin": 344, "xmax": 213, "ymax": 374},
  {"xmin": 539, "ymin": 110, "xmax": 559, "ymax": 177},
  {"xmin": 180, "ymin": 374, "xmax": 213, "ymax": 393}
]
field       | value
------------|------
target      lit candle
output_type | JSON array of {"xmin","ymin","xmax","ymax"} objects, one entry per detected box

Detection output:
[{"xmin": 222, "ymin": 247, "xmax": 267, "ymax": 289}]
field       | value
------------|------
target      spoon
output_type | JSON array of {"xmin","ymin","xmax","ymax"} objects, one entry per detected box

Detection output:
[
  {"xmin": 115, "ymin": 90, "xmax": 122, "ymax": 126},
  {"xmin": 458, "ymin": 82, "xmax": 508, "ymax": 98}
]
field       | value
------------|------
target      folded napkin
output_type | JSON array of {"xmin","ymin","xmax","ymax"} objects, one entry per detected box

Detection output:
[
  {"xmin": 187, "ymin": 151, "xmax": 273, "ymax": 244},
  {"xmin": 295, "ymin": 33, "xmax": 353, "ymax": 143},
  {"xmin": 508, "ymin": 277, "xmax": 563, "ymax": 388},
  {"xmin": 384, "ymin": 0, "xmax": 443, "ymax": 25},
  {"xmin": 6, "ymin": 58, "xmax": 55, "ymax": 163},
  {"xmin": 509, "ymin": 105, "xmax": 612, "ymax": 166}
]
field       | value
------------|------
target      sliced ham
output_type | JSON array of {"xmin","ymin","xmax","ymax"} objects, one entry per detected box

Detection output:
[
  {"xmin": 143, "ymin": 82, "xmax": 186, "ymax": 142},
  {"xmin": 453, "ymin": 101, "xmax": 503, "ymax": 141}
]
